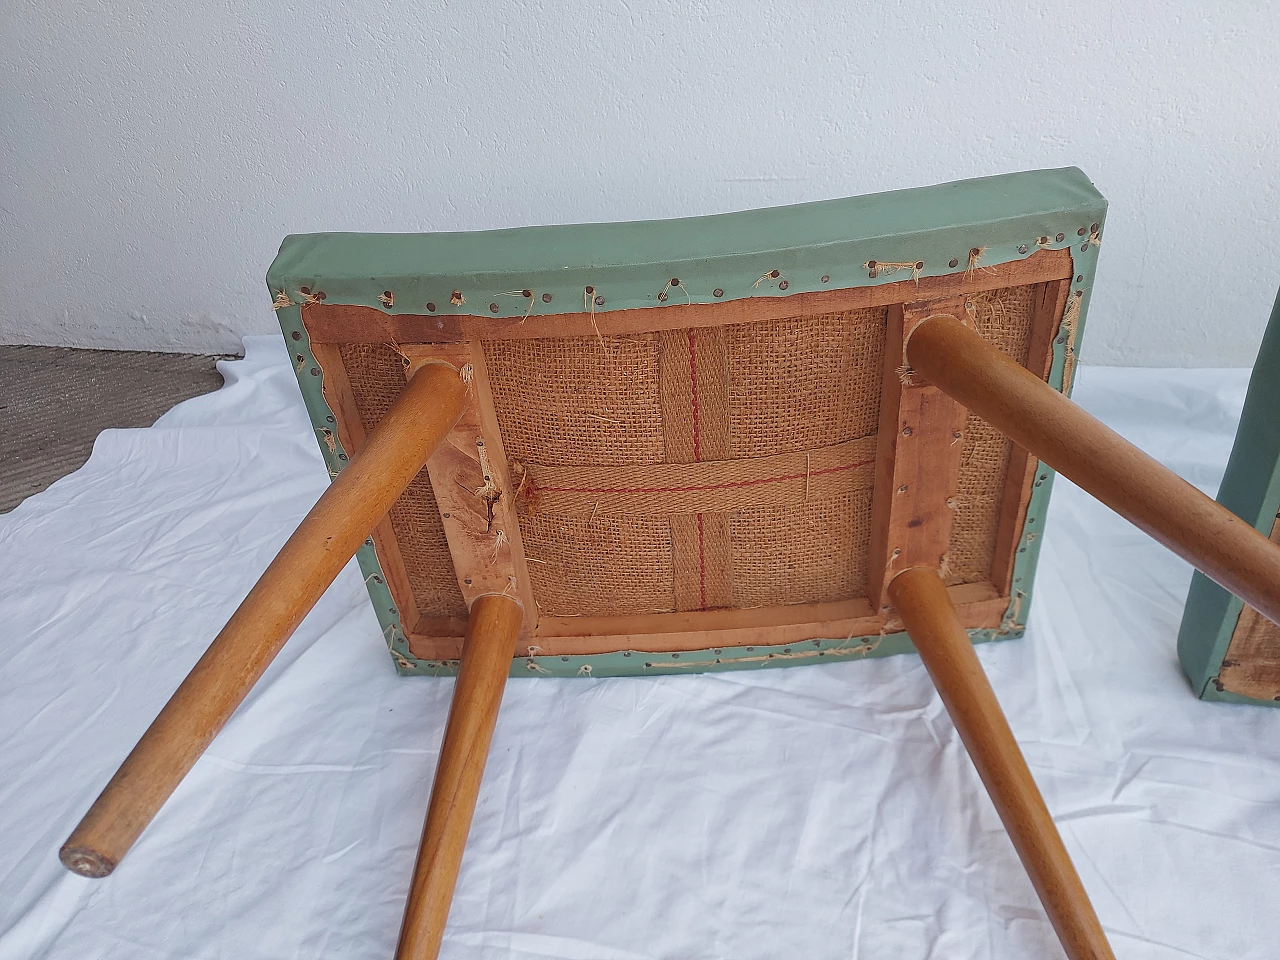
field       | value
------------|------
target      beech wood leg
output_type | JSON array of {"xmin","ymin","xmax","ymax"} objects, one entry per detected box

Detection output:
[
  {"xmin": 906, "ymin": 315, "xmax": 1280, "ymax": 625},
  {"xmin": 395, "ymin": 593, "xmax": 524, "ymax": 960},
  {"xmin": 889, "ymin": 566, "xmax": 1115, "ymax": 960},
  {"xmin": 60, "ymin": 361, "xmax": 469, "ymax": 879}
]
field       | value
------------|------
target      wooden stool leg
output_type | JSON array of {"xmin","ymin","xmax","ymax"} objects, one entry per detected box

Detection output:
[
  {"xmin": 59, "ymin": 361, "xmax": 469, "ymax": 879},
  {"xmin": 888, "ymin": 566, "xmax": 1115, "ymax": 960},
  {"xmin": 906, "ymin": 314, "xmax": 1280, "ymax": 626},
  {"xmin": 395, "ymin": 594, "xmax": 523, "ymax": 960}
]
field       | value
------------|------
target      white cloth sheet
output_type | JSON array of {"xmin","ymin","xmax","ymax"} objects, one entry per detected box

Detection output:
[{"xmin": 1, "ymin": 336, "xmax": 1277, "ymax": 960}]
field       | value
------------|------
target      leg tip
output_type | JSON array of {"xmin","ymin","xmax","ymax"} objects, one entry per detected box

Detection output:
[{"xmin": 59, "ymin": 844, "xmax": 116, "ymax": 878}]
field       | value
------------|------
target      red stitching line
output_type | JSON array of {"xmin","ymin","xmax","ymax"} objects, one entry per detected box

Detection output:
[
  {"xmin": 688, "ymin": 331, "xmax": 708, "ymax": 608},
  {"xmin": 687, "ymin": 329, "xmax": 702, "ymax": 462},
  {"xmin": 534, "ymin": 459, "xmax": 873, "ymax": 496}
]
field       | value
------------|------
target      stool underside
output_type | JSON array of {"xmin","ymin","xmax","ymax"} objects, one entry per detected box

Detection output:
[{"xmin": 300, "ymin": 253, "xmax": 1075, "ymax": 672}]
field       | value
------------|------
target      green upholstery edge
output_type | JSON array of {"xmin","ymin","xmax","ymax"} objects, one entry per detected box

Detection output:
[{"xmin": 1178, "ymin": 289, "xmax": 1280, "ymax": 707}]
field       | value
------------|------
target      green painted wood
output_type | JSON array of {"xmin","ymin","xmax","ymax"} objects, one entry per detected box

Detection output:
[
  {"xmin": 1178, "ymin": 289, "xmax": 1280, "ymax": 706},
  {"xmin": 266, "ymin": 166, "xmax": 1107, "ymax": 678}
]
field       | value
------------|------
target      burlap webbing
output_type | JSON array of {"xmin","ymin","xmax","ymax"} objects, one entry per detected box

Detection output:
[
  {"xmin": 484, "ymin": 308, "xmax": 890, "ymax": 615},
  {"xmin": 518, "ymin": 512, "xmax": 675, "ymax": 616},
  {"xmin": 946, "ymin": 285, "xmax": 1035, "ymax": 584},
  {"xmin": 485, "ymin": 334, "xmax": 664, "ymax": 465},
  {"xmin": 658, "ymin": 327, "xmax": 732, "ymax": 462},
  {"xmin": 671, "ymin": 513, "xmax": 734, "ymax": 611},
  {"xmin": 519, "ymin": 437, "xmax": 877, "ymax": 516},
  {"xmin": 727, "ymin": 311, "xmax": 885, "ymax": 456},
  {"xmin": 337, "ymin": 343, "xmax": 466, "ymax": 618},
  {"xmin": 658, "ymin": 327, "xmax": 733, "ymax": 609},
  {"xmin": 732, "ymin": 491, "xmax": 873, "ymax": 607},
  {"xmin": 335, "ymin": 287, "xmax": 1038, "ymax": 621}
]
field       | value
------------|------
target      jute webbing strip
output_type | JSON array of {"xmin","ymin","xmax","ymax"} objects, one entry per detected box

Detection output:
[
  {"xmin": 518, "ymin": 436, "xmax": 877, "ymax": 518},
  {"xmin": 658, "ymin": 327, "xmax": 731, "ymax": 463},
  {"xmin": 671, "ymin": 513, "xmax": 734, "ymax": 610},
  {"xmin": 659, "ymin": 327, "xmax": 734, "ymax": 610}
]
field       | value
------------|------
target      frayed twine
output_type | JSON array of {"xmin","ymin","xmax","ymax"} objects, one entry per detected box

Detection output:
[
  {"xmin": 578, "ymin": 663, "xmax": 593, "ymax": 676},
  {"xmin": 296, "ymin": 290, "xmax": 322, "ymax": 306},
  {"xmin": 1088, "ymin": 230, "xmax": 1102, "ymax": 247},
  {"xmin": 459, "ymin": 363, "xmax": 475, "ymax": 385},
  {"xmin": 865, "ymin": 260, "xmax": 922, "ymax": 284},
  {"xmin": 473, "ymin": 438, "xmax": 501, "ymax": 531},
  {"xmin": 272, "ymin": 290, "xmax": 292, "ymax": 310},
  {"xmin": 490, "ymin": 528, "xmax": 509, "ymax": 565},
  {"xmin": 657, "ymin": 277, "xmax": 691, "ymax": 303},
  {"xmin": 511, "ymin": 460, "xmax": 532, "ymax": 504},
  {"xmin": 382, "ymin": 624, "xmax": 406, "ymax": 654},
  {"xmin": 1060, "ymin": 290, "xmax": 1084, "ymax": 393},
  {"xmin": 317, "ymin": 427, "xmax": 337, "ymax": 453},
  {"xmin": 525, "ymin": 644, "xmax": 552, "ymax": 674},
  {"xmin": 884, "ymin": 546, "xmax": 902, "ymax": 578},
  {"xmin": 387, "ymin": 337, "xmax": 412, "ymax": 369},
  {"xmin": 652, "ymin": 634, "xmax": 880, "ymax": 670},
  {"xmin": 450, "ymin": 290, "xmax": 466, "ymax": 306},
  {"xmin": 496, "ymin": 289, "xmax": 536, "ymax": 323},
  {"xmin": 965, "ymin": 247, "xmax": 993, "ymax": 279},
  {"xmin": 938, "ymin": 553, "xmax": 954, "ymax": 581},
  {"xmin": 379, "ymin": 291, "xmax": 394, "ymax": 308},
  {"xmin": 753, "ymin": 269, "xmax": 783, "ymax": 288},
  {"xmin": 584, "ymin": 285, "xmax": 604, "ymax": 348},
  {"xmin": 964, "ymin": 290, "xmax": 1009, "ymax": 337},
  {"xmin": 999, "ymin": 590, "xmax": 1026, "ymax": 634}
]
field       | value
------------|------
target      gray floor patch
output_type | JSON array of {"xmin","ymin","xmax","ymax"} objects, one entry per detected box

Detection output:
[{"xmin": 0, "ymin": 346, "xmax": 227, "ymax": 512}]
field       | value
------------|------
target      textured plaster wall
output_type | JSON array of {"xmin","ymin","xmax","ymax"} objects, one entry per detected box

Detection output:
[{"xmin": 2, "ymin": 1, "xmax": 1278, "ymax": 363}]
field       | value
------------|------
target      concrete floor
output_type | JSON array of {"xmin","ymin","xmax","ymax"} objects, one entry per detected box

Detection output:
[{"xmin": 0, "ymin": 346, "xmax": 227, "ymax": 513}]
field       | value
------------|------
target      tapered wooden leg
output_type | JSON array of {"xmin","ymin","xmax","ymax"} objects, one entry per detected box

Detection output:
[
  {"xmin": 59, "ymin": 361, "xmax": 469, "ymax": 879},
  {"xmin": 395, "ymin": 594, "xmax": 523, "ymax": 960},
  {"xmin": 906, "ymin": 315, "xmax": 1280, "ymax": 626},
  {"xmin": 888, "ymin": 566, "xmax": 1115, "ymax": 960}
]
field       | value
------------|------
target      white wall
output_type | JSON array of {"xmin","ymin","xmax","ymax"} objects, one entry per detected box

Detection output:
[{"xmin": 2, "ymin": 1, "xmax": 1278, "ymax": 364}]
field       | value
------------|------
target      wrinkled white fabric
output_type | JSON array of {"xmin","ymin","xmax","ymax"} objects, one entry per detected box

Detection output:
[{"xmin": 1, "ymin": 337, "xmax": 1276, "ymax": 960}]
